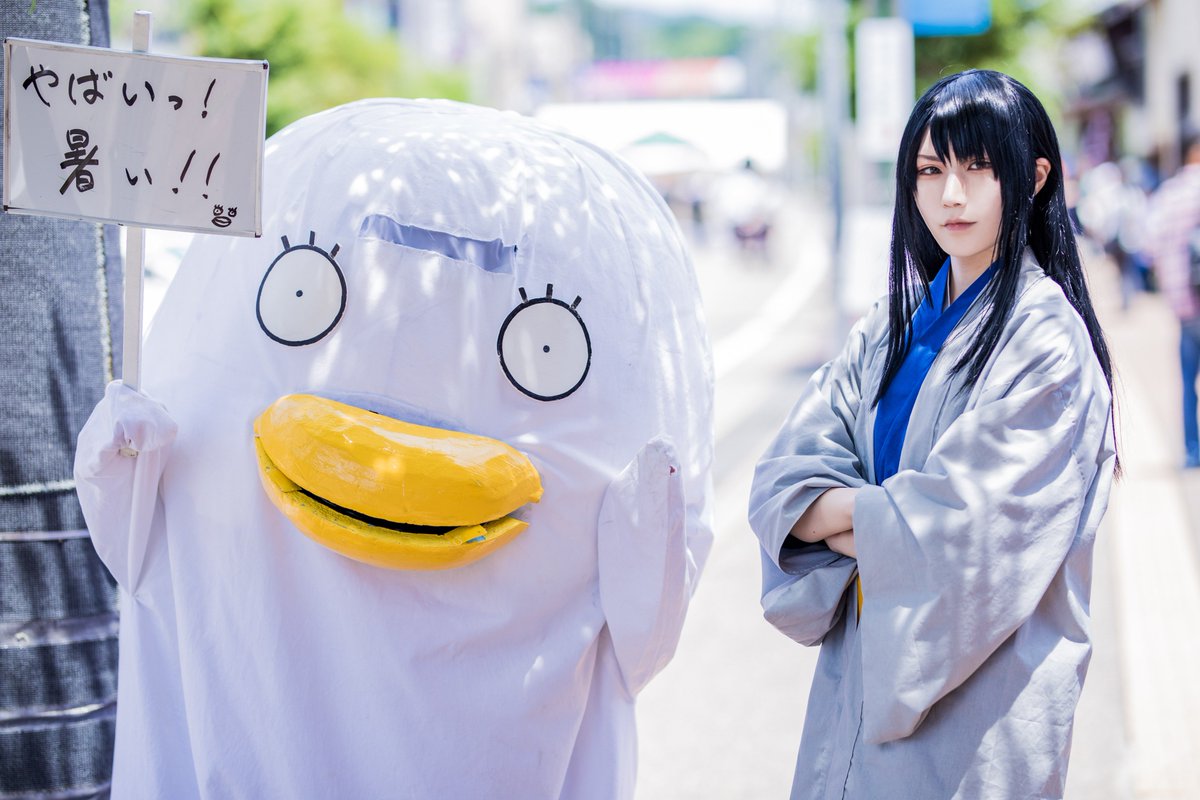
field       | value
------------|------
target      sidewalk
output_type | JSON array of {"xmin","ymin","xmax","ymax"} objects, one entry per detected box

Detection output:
[{"xmin": 1088, "ymin": 253, "xmax": 1200, "ymax": 799}]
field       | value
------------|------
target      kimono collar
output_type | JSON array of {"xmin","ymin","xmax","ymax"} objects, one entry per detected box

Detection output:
[
  {"xmin": 1015, "ymin": 247, "xmax": 1047, "ymax": 293},
  {"xmin": 873, "ymin": 257, "xmax": 998, "ymax": 484},
  {"xmin": 911, "ymin": 257, "xmax": 998, "ymax": 342}
]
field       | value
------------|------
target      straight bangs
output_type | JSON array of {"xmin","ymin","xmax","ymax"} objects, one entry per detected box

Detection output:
[
  {"xmin": 926, "ymin": 75, "xmax": 1028, "ymax": 198},
  {"xmin": 928, "ymin": 97, "xmax": 1003, "ymax": 168}
]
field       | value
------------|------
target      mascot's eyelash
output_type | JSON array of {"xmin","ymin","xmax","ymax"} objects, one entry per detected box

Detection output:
[
  {"xmin": 518, "ymin": 284, "xmax": 582, "ymax": 309},
  {"xmin": 281, "ymin": 231, "xmax": 340, "ymax": 259}
]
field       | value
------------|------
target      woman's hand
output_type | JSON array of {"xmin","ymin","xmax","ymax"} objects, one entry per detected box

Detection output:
[
  {"xmin": 824, "ymin": 530, "xmax": 856, "ymax": 558},
  {"xmin": 790, "ymin": 487, "xmax": 859, "ymax": 543}
]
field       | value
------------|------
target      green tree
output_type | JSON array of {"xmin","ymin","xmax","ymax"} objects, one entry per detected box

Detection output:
[
  {"xmin": 780, "ymin": 0, "xmax": 1089, "ymax": 117},
  {"xmin": 646, "ymin": 18, "xmax": 746, "ymax": 59},
  {"xmin": 185, "ymin": 0, "xmax": 469, "ymax": 136},
  {"xmin": 779, "ymin": 31, "xmax": 820, "ymax": 93},
  {"xmin": 904, "ymin": 0, "xmax": 1085, "ymax": 103}
]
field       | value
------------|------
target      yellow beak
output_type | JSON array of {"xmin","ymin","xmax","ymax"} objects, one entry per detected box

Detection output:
[{"xmin": 253, "ymin": 394, "xmax": 543, "ymax": 570}]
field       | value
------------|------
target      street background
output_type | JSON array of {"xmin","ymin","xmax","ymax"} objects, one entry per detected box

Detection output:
[{"xmin": 8, "ymin": 0, "xmax": 1200, "ymax": 796}]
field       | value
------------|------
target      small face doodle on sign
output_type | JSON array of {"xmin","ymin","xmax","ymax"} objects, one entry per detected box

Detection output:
[{"xmin": 212, "ymin": 204, "xmax": 237, "ymax": 228}]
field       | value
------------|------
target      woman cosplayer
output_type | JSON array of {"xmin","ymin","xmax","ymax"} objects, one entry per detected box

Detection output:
[{"xmin": 748, "ymin": 70, "xmax": 1117, "ymax": 799}]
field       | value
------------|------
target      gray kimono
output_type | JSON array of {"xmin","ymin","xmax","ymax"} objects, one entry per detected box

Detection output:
[{"xmin": 749, "ymin": 251, "xmax": 1116, "ymax": 799}]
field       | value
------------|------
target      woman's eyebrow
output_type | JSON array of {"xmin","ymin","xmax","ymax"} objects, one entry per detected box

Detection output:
[{"xmin": 916, "ymin": 152, "xmax": 942, "ymax": 161}]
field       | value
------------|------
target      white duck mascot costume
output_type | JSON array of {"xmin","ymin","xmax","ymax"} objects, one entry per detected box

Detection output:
[{"xmin": 73, "ymin": 99, "xmax": 714, "ymax": 799}]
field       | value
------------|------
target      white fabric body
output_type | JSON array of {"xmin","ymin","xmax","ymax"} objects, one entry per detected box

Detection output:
[
  {"xmin": 74, "ymin": 99, "xmax": 714, "ymax": 799},
  {"xmin": 749, "ymin": 251, "xmax": 1116, "ymax": 799}
]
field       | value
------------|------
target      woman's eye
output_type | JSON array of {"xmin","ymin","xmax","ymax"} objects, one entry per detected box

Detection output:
[
  {"xmin": 969, "ymin": 160, "xmax": 993, "ymax": 171},
  {"xmin": 497, "ymin": 285, "xmax": 591, "ymax": 401},
  {"xmin": 257, "ymin": 233, "xmax": 346, "ymax": 346},
  {"xmin": 917, "ymin": 165, "xmax": 940, "ymax": 176}
]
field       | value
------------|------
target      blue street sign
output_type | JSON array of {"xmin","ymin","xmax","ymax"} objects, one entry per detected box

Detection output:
[{"xmin": 901, "ymin": 0, "xmax": 991, "ymax": 36}]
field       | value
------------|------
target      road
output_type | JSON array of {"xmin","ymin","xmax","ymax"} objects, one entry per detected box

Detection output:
[
  {"xmin": 633, "ymin": 198, "xmax": 834, "ymax": 799},
  {"xmin": 634, "ymin": 196, "xmax": 1133, "ymax": 799}
]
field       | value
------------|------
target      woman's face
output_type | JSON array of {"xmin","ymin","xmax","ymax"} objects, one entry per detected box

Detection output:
[{"xmin": 913, "ymin": 129, "xmax": 1003, "ymax": 276}]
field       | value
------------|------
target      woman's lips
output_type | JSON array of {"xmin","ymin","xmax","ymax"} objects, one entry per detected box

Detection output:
[{"xmin": 944, "ymin": 221, "xmax": 974, "ymax": 231}]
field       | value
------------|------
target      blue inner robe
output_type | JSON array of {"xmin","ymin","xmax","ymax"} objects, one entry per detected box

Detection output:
[{"xmin": 873, "ymin": 258, "xmax": 997, "ymax": 484}]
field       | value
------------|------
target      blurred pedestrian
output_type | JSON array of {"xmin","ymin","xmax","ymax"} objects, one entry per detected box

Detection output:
[
  {"xmin": 683, "ymin": 170, "xmax": 712, "ymax": 246},
  {"xmin": 1147, "ymin": 132, "xmax": 1200, "ymax": 469},
  {"xmin": 1078, "ymin": 157, "xmax": 1153, "ymax": 308},
  {"xmin": 1061, "ymin": 152, "xmax": 1084, "ymax": 234},
  {"xmin": 712, "ymin": 158, "xmax": 780, "ymax": 261},
  {"xmin": 1116, "ymin": 157, "xmax": 1155, "ymax": 297},
  {"xmin": 748, "ymin": 70, "xmax": 1117, "ymax": 799}
]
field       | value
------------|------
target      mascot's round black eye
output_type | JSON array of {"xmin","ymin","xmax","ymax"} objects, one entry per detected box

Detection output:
[
  {"xmin": 257, "ymin": 233, "xmax": 346, "ymax": 346},
  {"xmin": 497, "ymin": 284, "xmax": 591, "ymax": 401}
]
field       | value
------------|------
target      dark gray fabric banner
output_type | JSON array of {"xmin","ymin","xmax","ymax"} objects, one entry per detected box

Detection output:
[{"xmin": 0, "ymin": 1, "xmax": 121, "ymax": 797}]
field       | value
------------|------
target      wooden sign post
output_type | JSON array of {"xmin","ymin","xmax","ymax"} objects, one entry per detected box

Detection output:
[{"xmin": 124, "ymin": 10, "xmax": 150, "ymax": 394}]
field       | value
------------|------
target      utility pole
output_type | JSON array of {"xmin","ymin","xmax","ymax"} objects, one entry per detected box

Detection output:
[
  {"xmin": 821, "ymin": 0, "xmax": 851, "ymax": 341},
  {"xmin": 0, "ymin": 1, "xmax": 121, "ymax": 796}
]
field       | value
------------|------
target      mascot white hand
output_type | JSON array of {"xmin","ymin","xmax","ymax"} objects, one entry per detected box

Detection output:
[
  {"xmin": 74, "ymin": 99, "xmax": 713, "ymax": 800},
  {"xmin": 75, "ymin": 381, "xmax": 176, "ymax": 593}
]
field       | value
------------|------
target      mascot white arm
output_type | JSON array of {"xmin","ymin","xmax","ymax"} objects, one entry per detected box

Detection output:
[{"xmin": 75, "ymin": 381, "xmax": 176, "ymax": 595}]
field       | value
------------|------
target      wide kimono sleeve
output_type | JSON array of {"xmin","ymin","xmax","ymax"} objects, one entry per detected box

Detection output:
[
  {"xmin": 747, "ymin": 304, "xmax": 879, "ymax": 646},
  {"xmin": 853, "ymin": 306, "xmax": 1116, "ymax": 744}
]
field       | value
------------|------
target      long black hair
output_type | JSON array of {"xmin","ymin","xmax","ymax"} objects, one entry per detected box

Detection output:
[{"xmin": 876, "ymin": 70, "xmax": 1115, "ymax": 434}]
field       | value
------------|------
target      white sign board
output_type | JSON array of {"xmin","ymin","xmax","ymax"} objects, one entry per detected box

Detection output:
[
  {"xmin": 855, "ymin": 18, "xmax": 915, "ymax": 162},
  {"xmin": 3, "ymin": 38, "xmax": 267, "ymax": 236}
]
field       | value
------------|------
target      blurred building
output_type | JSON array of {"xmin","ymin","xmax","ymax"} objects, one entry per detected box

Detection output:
[
  {"xmin": 573, "ymin": 57, "xmax": 747, "ymax": 101},
  {"xmin": 343, "ymin": 0, "xmax": 817, "ymax": 191},
  {"xmin": 350, "ymin": 0, "xmax": 564, "ymax": 112},
  {"xmin": 1065, "ymin": 0, "xmax": 1200, "ymax": 176},
  {"xmin": 1142, "ymin": 0, "xmax": 1200, "ymax": 173}
]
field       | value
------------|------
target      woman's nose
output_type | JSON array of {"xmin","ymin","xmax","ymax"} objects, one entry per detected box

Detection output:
[{"xmin": 942, "ymin": 173, "xmax": 966, "ymax": 207}]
